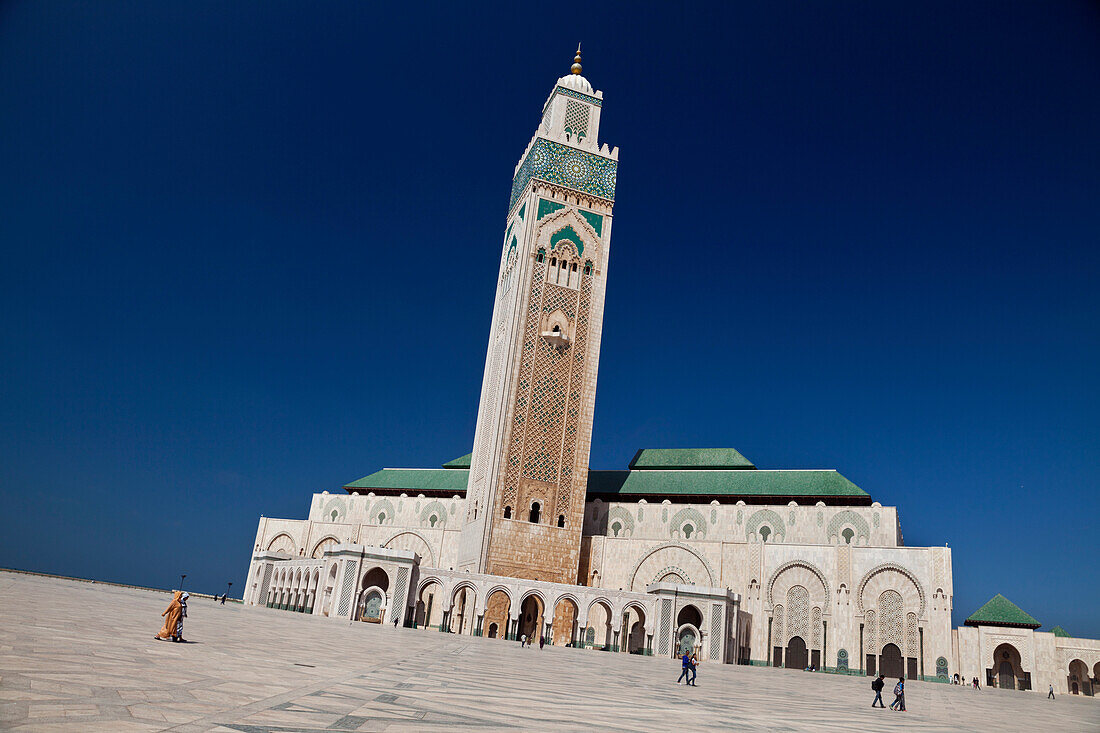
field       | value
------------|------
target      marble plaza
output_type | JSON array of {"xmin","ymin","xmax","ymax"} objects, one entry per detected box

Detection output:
[{"xmin": 1, "ymin": 571, "xmax": 1098, "ymax": 732}]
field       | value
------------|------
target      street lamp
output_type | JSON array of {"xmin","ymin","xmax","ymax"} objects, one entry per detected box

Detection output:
[
  {"xmin": 179, "ymin": 573, "xmax": 186, "ymax": 591},
  {"xmin": 226, "ymin": 581, "xmax": 233, "ymax": 600}
]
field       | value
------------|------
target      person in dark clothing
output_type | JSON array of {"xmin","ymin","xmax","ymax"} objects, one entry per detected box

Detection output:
[
  {"xmin": 677, "ymin": 653, "xmax": 693, "ymax": 685},
  {"xmin": 1048, "ymin": 684, "xmax": 1055, "ymax": 699},
  {"xmin": 889, "ymin": 677, "xmax": 906, "ymax": 711},
  {"xmin": 871, "ymin": 674, "xmax": 886, "ymax": 707},
  {"xmin": 539, "ymin": 635, "xmax": 545, "ymax": 649}
]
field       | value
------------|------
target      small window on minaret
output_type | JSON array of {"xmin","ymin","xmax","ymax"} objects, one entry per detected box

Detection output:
[
  {"xmin": 583, "ymin": 261, "xmax": 593, "ymax": 275},
  {"xmin": 557, "ymin": 515, "xmax": 565, "ymax": 528},
  {"xmin": 537, "ymin": 249, "xmax": 545, "ymax": 263},
  {"xmin": 550, "ymin": 257, "xmax": 557, "ymax": 267},
  {"xmin": 504, "ymin": 506, "xmax": 512, "ymax": 519},
  {"xmin": 529, "ymin": 502, "xmax": 541, "ymax": 524}
]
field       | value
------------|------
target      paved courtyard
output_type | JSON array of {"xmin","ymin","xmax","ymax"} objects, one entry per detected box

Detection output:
[{"xmin": 0, "ymin": 571, "xmax": 1096, "ymax": 732}]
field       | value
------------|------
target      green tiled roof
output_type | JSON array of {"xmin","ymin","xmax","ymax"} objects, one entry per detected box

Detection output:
[
  {"xmin": 629, "ymin": 448, "xmax": 755, "ymax": 470},
  {"xmin": 345, "ymin": 468, "xmax": 470, "ymax": 493},
  {"xmin": 343, "ymin": 466, "xmax": 868, "ymax": 501},
  {"xmin": 964, "ymin": 594, "xmax": 1041, "ymax": 629},
  {"xmin": 587, "ymin": 469, "xmax": 867, "ymax": 498},
  {"xmin": 442, "ymin": 453, "xmax": 472, "ymax": 469},
  {"xmin": 1050, "ymin": 625, "xmax": 1070, "ymax": 637}
]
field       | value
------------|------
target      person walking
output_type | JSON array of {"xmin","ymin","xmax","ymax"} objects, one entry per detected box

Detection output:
[
  {"xmin": 520, "ymin": 633, "xmax": 527, "ymax": 648},
  {"xmin": 677, "ymin": 652, "xmax": 692, "ymax": 685},
  {"xmin": 539, "ymin": 635, "xmax": 545, "ymax": 650},
  {"xmin": 1048, "ymin": 684, "xmax": 1055, "ymax": 700},
  {"xmin": 154, "ymin": 590, "xmax": 185, "ymax": 642},
  {"xmin": 688, "ymin": 652, "xmax": 699, "ymax": 686},
  {"xmin": 889, "ymin": 677, "xmax": 906, "ymax": 712},
  {"xmin": 871, "ymin": 674, "xmax": 886, "ymax": 707}
]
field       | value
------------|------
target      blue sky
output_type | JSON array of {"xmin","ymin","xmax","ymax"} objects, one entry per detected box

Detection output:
[{"xmin": 1, "ymin": 1, "xmax": 1098, "ymax": 636}]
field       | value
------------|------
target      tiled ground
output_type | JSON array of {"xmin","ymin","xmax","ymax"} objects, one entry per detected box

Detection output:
[{"xmin": 1, "ymin": 571, "xmax": 1097, "ymax": 732}]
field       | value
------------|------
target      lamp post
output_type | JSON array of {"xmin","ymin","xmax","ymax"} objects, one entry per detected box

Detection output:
[
  {"xmin": 226, "ymin": 581, "xmax": 233, "ymax": 601},
  {"xmin": 179, "ymin": 574, "xmax": 186, "ymax": 591}
]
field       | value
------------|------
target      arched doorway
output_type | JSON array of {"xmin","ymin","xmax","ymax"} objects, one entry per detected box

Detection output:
[
  {"xmin": 321, "ymin": 564, "xmax": 338, "ymax": 616},
  {"xmin": 483, "ymin": 589, "xmax": 510, "ymax": 639},
  {"xmin": 677, "ymin": 626, "xmax": 698, "ymax": 656},
  {"xmin": 587, "ymin": 601, "xmax": 613, "ymax": 650},
  {"xmin": 991, "ymin": 643, "xmax": 1026, "ymax": 691},
  {"xmin": 785, "ymin": 636, "xmax": 808, "ymax": 670},
  {"xmin": 1068, "ymin": 659, "xmax": 1091, "ymax": 696},
  {"xmin": 623, "ymin": 605, "xmax": 647, "ymax": 654},
  {"xmin": 880, "ymin": 643, "xmax": 904, "ymax": 678},
  {"xmin": 552, "ymin": 597, "xmax": 579, "ymax": 646},
  {"xmin": 487, "ymin": 622, "xmax": 499, "ymax": 638},
  {"xmin": 518, "ymin": 594, "xmax": 545, "ymax": 645},
  {"xmin": 416, "ymin": 581, "xmax": 443, "ymax": 630},
  {"xmin": 361, "ymin": 590, "xmax": 383, "ymax": 621},
  {"xmin": 450, "ymin": 585, "xmax": 476, "ymax": 635},
  {"xmin": 676, "ymin": 605, "xmax": 702, "ymax": 658}
]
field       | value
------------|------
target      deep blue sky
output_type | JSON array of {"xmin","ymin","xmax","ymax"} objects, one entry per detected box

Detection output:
[{"xmin": 1, "ymin": 2, "xmax": 1098, "ymax": 635}]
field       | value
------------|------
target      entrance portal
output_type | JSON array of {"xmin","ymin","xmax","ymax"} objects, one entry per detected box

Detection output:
[
  {"xmin": 677, "ymin": 627, "xmax": 697, "ymax": 656},
  {"xmin": 785, "ymin": 636, "xmax": 808, "ymax": 670},
  {"xmin": 999, "ymin": 661, "xmax": 1015, "ymax": 690},
  {"xmin": 880, "ymin": 643, "xmax": 903, "ymax": 678}
]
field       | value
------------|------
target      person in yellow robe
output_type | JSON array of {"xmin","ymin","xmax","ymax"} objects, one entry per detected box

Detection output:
[{"xmin": 155, "ymin": 591, "xmax": 188, "ymax": 642}]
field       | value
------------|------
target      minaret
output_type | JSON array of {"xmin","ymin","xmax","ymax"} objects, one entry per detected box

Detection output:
[{"xmin": 456, "ymin": 47, "xmax": 618, "ymax": 584}]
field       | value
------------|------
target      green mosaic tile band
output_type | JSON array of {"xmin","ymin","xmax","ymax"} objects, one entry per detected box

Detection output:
[
  {"xmin": 510, "ymin": 137, "xmax": 617, "ymax": 213},
  {"xmin": 554, "ymin": 85, "xmax": 602, "ymax": 107}
]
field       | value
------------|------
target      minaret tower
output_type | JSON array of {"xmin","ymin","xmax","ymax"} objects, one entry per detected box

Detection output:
[{"xmin": 456, "ymin": 47, "xmax": 618, "ymax": 584}]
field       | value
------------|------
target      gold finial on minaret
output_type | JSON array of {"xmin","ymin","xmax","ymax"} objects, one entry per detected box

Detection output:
[{"xmin": 571, "ymin": 43, "xmax": 583, "ymax": 75}]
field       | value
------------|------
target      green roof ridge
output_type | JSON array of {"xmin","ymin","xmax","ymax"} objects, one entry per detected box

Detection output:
[
  {"xmin": 630, "ymin": 448, "xmax": 756, "ymax": 470},
  {"xmin": 964, "ymin": 594, "xmax": 1041, "ymax": 629},
  {"xmin": 442, "ymin": 453, "xmax": 472, "ymax": 469},
  {"xmin": 1049, "ymin": 625, "xmax": 1070, "ymax": 637}
]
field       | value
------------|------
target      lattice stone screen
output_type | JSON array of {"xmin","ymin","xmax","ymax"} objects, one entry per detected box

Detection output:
[
  {"xmin": 564, "ymin": 100, "xmax": 590, "ymax": 139},
  {"xmin": 337, "ymin": 563, "xmax": 355, "ymax": 617},
  {"xmin": 258, "ymin": 564, "xmax": 273, "ymax": 606},
  {"xmin": 787, "ymin": 585, "xmax": 809, "ymax": 642},
  {"xmin": 879, "ymin": 590, "xmax": 903, "ymax": 647},
  {"xmin": 709, "ymin": 604, "xmax": 722, "ymax": 661},
  {"xmin": 394, "ymin": 567, "xmax": 410, "ymax": 623},
  {"xmin": 812, "ymin": 606, "xmax": 822, "ymax": 648},
  {"xmin": 906, "ymin": 612, "xmax": 918, "ymax": 656},
  {"xmin": 658, "ymin": 599, "xmax": 672, "ymax": 656}
]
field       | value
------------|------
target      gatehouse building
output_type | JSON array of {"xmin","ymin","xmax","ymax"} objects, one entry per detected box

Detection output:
[{"xmin": 242, "ymin": 49, "xmax": 1099, "ymax": 698}]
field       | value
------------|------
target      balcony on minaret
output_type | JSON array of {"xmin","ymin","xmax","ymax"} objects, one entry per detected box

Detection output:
[{"xmin": 541, "ymin": 324, "xmax": 571, "ymax": 351}]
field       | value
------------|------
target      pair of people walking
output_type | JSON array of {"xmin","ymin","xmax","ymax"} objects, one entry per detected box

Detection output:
[
  {"xmin": 677, "ymin": 651, "xmax": 699, "ymax": 686},
  {"xmin": 870, "ymin": 674, "xmax": 904, "ymax": 711}
]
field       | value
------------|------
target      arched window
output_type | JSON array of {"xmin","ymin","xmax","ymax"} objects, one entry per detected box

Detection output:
[
  {"xmin": 536, "ymin": 249, "xmax": 545, "ymax": 263},
  {"xmin": 611, "ymin": 521, "xmax": 621, "ymax": 537},
  {"xmin": 841, "ymin": 527, "xmax": 854, "ymax": 544},
  {"xmin": 429, "ymin": 515, "xmax": 438, "ymax": 528},
  {"xmin": 550, "ymin": 257, "xmax": 557, "ymax": 267},
  {"xmin": 759, "ymin": 526, "xmax": 771, "ymax": 542},
  {"xmin": 583, "ymin": 260, "xmax": 593, "ymax": 276},
  {"xmin": 503, "ymin": 506, "xmax": 512, "ymax": 519},
  {"xmin": 557, "ymin": 514, "xmax": 565, "ymax": 527},
  {"xmin": 529, "ymin": 502, "xmax": 541, "ymax": 524},
  {"xmin": 683, "ymin": 524, "xmax": 694, "ymax": 539},
  {"xmin": 377, "ymin": 512, "xmax": 386, "ymax": 524}
]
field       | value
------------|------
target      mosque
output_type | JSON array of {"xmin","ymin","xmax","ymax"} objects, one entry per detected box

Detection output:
[{"xmin": 243, "ymin": 49, "xmax": 1099, "ymax": 697}]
